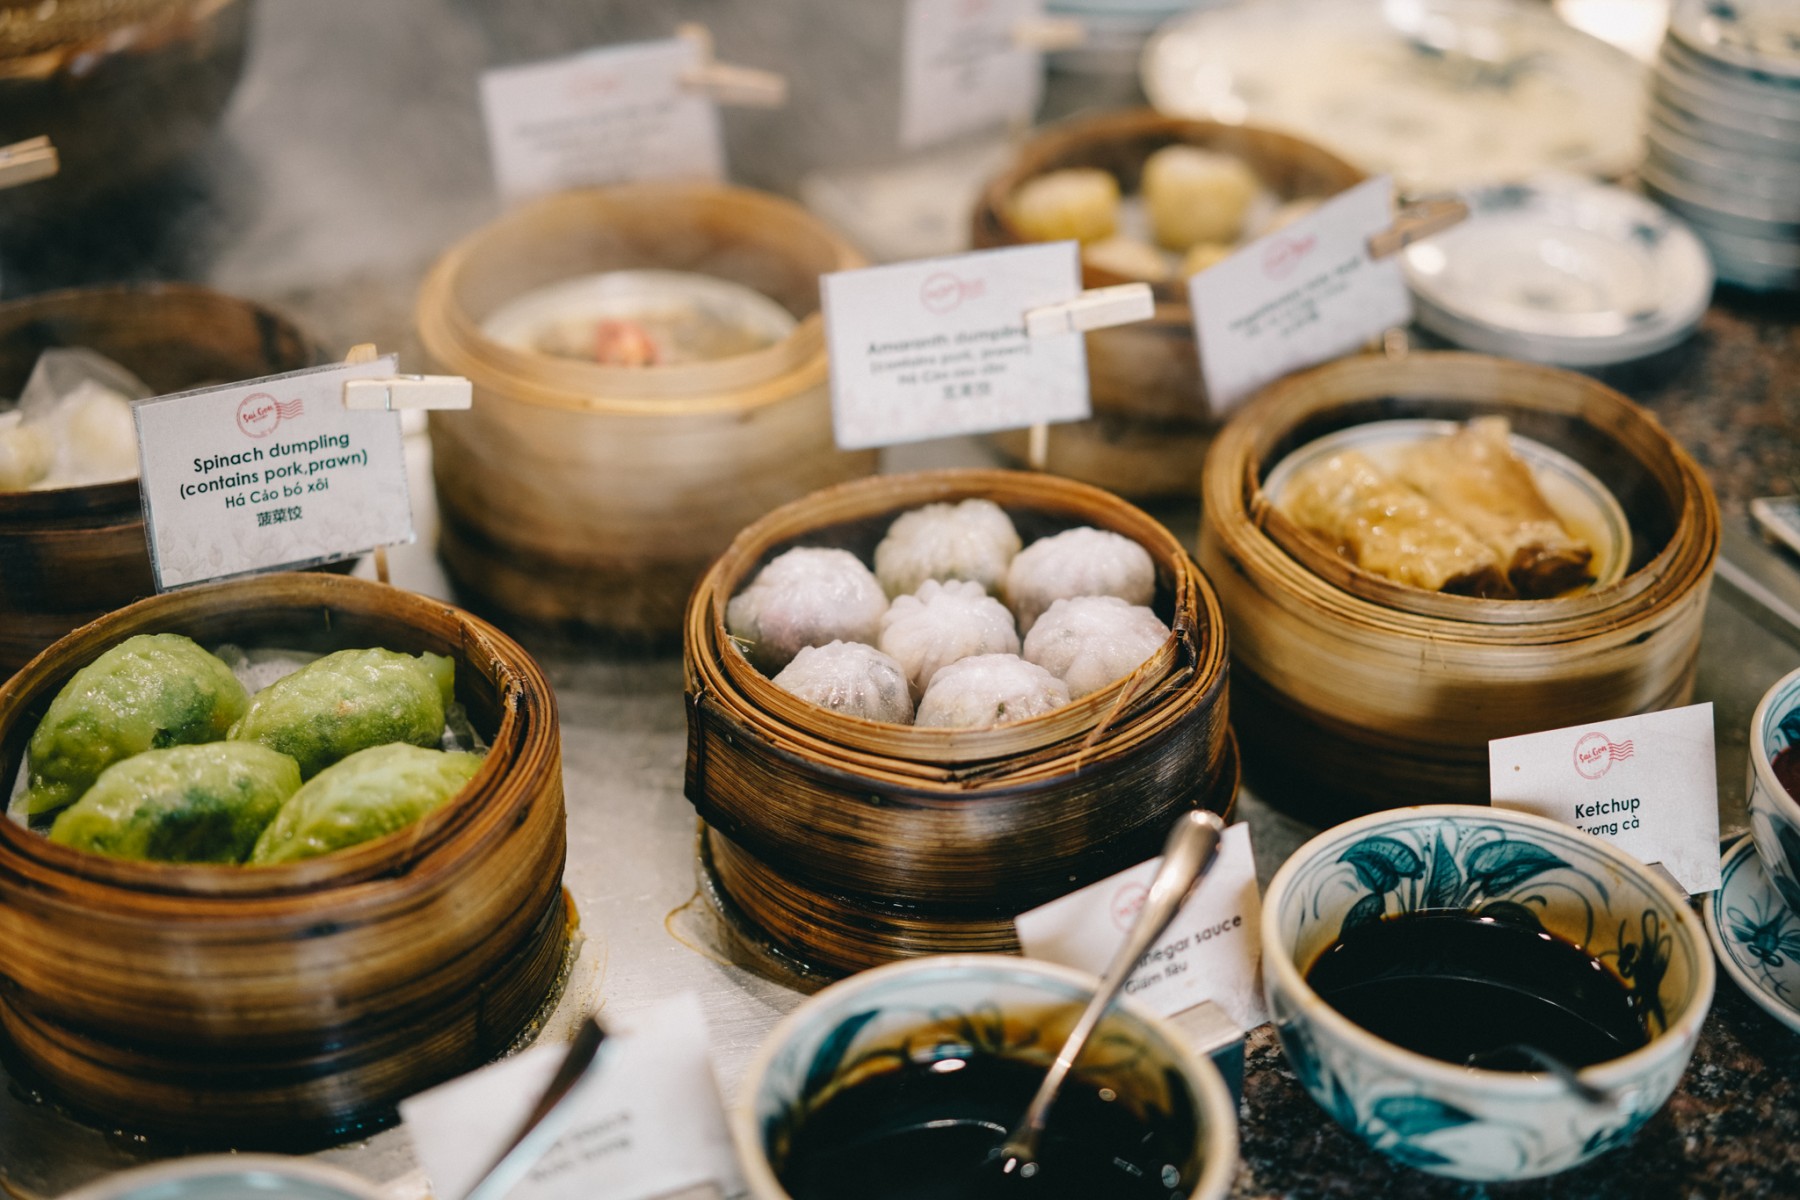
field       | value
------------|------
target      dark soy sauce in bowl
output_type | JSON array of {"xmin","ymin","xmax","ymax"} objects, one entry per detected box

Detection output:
[
  {"xmin": 775, "ymin": 1052, "xmax": 1199, "ymax": 1200},
  {"xmin": 1305, "ymin": 911, "xmax": 1650, "ymax": 1070}
]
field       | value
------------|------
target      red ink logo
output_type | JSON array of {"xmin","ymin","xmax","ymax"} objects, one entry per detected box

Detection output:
[
  {"xmin": 236, "ymin": 393, "xmax": 303, "ymax": 438},
  {"xmin": 1262, "ymin": 233, "xmax": 1317, "ymax": 281},
  {"xmin": 1111, "ymin": 882, "xmax": 1148, "ymax": 933},
  {"xmin": 567, "ymin": 72, "xmax": 621, "ymax": 100},
  {"xmin": 1574, "ymin": 731, "xmax": 1635, "ymax": 779},
  {"xmin": 921, "ymin": 272, "xmax": 984, "ymax": 315}
]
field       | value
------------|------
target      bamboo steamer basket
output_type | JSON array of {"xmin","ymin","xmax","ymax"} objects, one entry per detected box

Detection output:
[
  {"xmin": 684, "ymin": 469, "xmax": 1234, "ymax": 974},
  {"xmin": 0, "ymin": 284, "xmax": 322, "ymax": 676},
  {"xmin": 1200, "ymin": 352, "xmax": 1719, "ymax": 824},
  {"xmin": 972, "ymin": 110, "xmax": 1365, "ymax": 496},
  {"xmin": 0, "ymin": 572, "xmax": 568, "ymax": 1143},
  {"xmin": 417, "ymin": 183, "xmax": 877, "ymax": 640}
]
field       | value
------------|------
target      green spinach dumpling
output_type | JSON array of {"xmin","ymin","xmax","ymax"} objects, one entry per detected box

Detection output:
[
  {"xmin": 250, "ymin": 744, "xmax": 483, "ymax": 865},
  {"xmin": 24, "ymin": 633, "xmax": 250, "ymax": 816},
  {"xmin": 47, "ymin": 743, "xmax": 301, "ymax": 863},
  {"xmin": 229, "ymin": 648, "xmax": 454, "ymax": 779}
]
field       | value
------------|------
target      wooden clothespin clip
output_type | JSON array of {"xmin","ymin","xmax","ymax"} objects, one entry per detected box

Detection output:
[
  {"xmin": 0, "ymin": 136, "xmax": 58, "ymax": 190},
  {"xmin": 1013, "ymin": 16, "xmax": 1088, "ymax": 52},
  {"xmin": 340, "ymin": 343, "xmax": 472, "ymax": 412},
  {"xmin": 676, "ymin": 22, "xmax": 789, "ymax": 109},
  {"xmin": 1367, "ymin": 197, "xmax": 1470, "ymax": 260},
  {"xmin": 1024, "ymin": 282, "xmax": 1155, "ymax": 339}
]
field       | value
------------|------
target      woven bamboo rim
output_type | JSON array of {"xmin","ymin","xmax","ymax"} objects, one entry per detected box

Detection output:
[
  {"xmin": 0, "ymin": 572, "xmax": 568, "ymax": 1140},
  {"xmin": 417, "ymin": 183, "xmax": 861, "ymax": 417},
  {"xmin": 691, "ymin": 468, "xmax": 1213, "ymax": 767}
]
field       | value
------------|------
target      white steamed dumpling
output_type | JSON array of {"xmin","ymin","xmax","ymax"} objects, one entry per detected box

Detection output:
[
  {"xmin": 726, "ymin": 547, "xmax": 889, "ymax": 674},
  {"xmin": 878, "ymin": 579, "xmax": 1021, "ymax": 700},
  {"xmin": 1004, "ymin": 526, "xmax": 1156, "ymax": 634},
  {"xmin": 1022, "ymin": 596, "xmax": 1169, "ymax": 699},
  {"xmin": 873, "ymin": 498, "xmax": 1022, "ymax": 598},
  {"xmin": 914, "ymin": 653, "xmax": 1071, "ymax": 729},
  {"xmin": 772, "ymin": 641, "xmax": 914, "ymax": 725}
]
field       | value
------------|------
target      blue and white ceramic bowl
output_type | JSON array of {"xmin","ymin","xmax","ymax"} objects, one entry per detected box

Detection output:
[
  {"xmin": 1262, "ymin": 805, "xmax": 1713, "ymax": 1182},
  {"xmin": 1748, "ymin": 667, "xmax": 1800, "ymax": 915},
  {"xmin": 733, "ymin": 955, "xmax": 1238, "ymax": 1200}
]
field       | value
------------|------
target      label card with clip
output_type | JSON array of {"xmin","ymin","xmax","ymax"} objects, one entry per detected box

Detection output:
[
  {"xmin": 135, "ymin": 357, "xmax": 412, "ymax": 591},
  {"xmin": 1490, "ymin": 703, "xmax": 1721, "ymax": 895},
  {"xmin": 480, "ymin": 38, "xmax": 725, "ymax": 202},
  {"xmin": 1014, "ymin": 823, "xmax": 1269, "ymax": 1030},
  {"xmin": 1189, "ymin": 174, "xmax": 1411, "ymax": 417},
  {"xmin": 402, "ymin": 993, "xmax": 745, "ymax": 1200},
  {"xmin": 822, "ymin": 242, "xmax": 1089, "ymax": 450},
  {"xmin": 900, "ymin": 0, "xmax": 1045, "ymax": 150}
]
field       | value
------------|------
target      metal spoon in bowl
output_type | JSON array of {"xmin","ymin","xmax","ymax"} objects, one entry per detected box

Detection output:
[{"xmin": 994, "ymin": 809, "xmax": 1229, "ymax": 1181}]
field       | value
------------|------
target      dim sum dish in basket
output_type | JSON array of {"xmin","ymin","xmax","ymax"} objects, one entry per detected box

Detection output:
[
  {"xmin": 1200, "ymin": 352, "xmax": 1718, "ymax": 822},
  {"xmin": 970, "ymin": 108, "xmax": 1365, "ymax": 497},
  {"xmin": 683, "ymin": 469, "xmax": 1235, "ymax": 976},
  {"xmin": 0, "ymin": 284, "xmax": 323, "ymax": 675},
  {"xmin": 0, "ymin": 573, "xmax": 568, "ymax": 1144}
]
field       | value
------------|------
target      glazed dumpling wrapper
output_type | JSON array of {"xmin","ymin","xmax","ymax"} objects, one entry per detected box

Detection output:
[
  {"xmin": 250, "ymin": 744, "xmax": 484, "ymax": 865},
  {"xmin": 22, "ymin": 633, "xmax": 250, "ymax": 816},
  {"xmin": 47, "ymin": 742, "xmax": 301, "ymax": 863},
  {"xmin": 726, "ymin": 547, "xmax": 889, "ymax": 674},
  {"xmin": 1022, "ymin": 596, "xmax": 1169, "ymax": 699},
  {"xmin": 1004, "ymin": 526, "xmax": 1156, "ymax": 634},
  {"xmin": 229, "ymin": 648, "xmax": 455, "ymax": 779},
  {"xmin": 772, "ymin": 641, "xmax": 914, "ymax": 725},
  {"xmin": 872, "ymin": 498, "xmax": 1022, "ymax": 599},
  {"xmin": 914, "ymin": 653, "xmax": 1071, "ymax": 729},
  {"xmin": 879, "ymin": 579, "xmax": 1021, "ymax": 700}
]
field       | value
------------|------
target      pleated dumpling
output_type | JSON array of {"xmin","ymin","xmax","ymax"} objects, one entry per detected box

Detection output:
[
  {"xmin": 726, "ymin": 547, "xmax": 889, "ymax": 674},
  {"xmin": 250, "ymin": 744, "xmax": 483, "ymax": 865},
  {"xmin": 47, "ymin": 742, "xmax": 301, "ymax": 864},
  {"xmin": 872, "ymin": 499, "xmax": 1021, "ymax": 598},
  {"xmin": 1022, "ymin": 596, "xmax": 1169, "ymax": 699},
  {"xmin": 772, "ymin": 641, "xmax": 914, "ymax": 725},
  {"xmin": 1003, "ymin": 527, "xmax": 1156, "ymax": 635},
  {"xmin": 23, "ymin": 633, "xmax": 250, "ymax": 816},
  {"xmin": 879, "ymin": 579, "xmax": 1021, "ymax": 700},
  {"xmin": 229, "ymin": 648, "xmax": 454, "ymax": 779},
  {"xmin": 914, "ymin": 654, "xmax": 1070, "ymax": 729}
]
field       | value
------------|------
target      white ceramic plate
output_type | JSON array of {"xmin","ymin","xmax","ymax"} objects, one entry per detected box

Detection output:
[
  {"xmin": 1705, "ymin": 835, "xmax": 1800, "ymax": 1036},
  {"xmin": 1402, "ymin": 176, "xmax": 1712, "ymax": 363},
  {"xmin": 1669, "ymin": 0, "xmax": 1800, "ymax": 83},
  {"xmin": 1142, "ymin": 0, "xmax": 1646, "ymax": 192},
  {"xmin": 1262, "ymin": 418, "xmax": 1632, "ymax": 592}
]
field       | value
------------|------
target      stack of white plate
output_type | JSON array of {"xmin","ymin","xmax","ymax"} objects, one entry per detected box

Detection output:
[
  {"xmin": 1643, "ymin": 0, "xmax": 1800, "ymax": 291},
  {"xmin": 1402, "ymin": 176, "xmax": 1713, "ymax": 367}
]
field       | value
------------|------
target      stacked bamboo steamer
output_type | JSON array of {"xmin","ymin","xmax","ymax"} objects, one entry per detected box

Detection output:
[
  {"xmin": 0, "ymin": 284, "xmax": 322, "ymax": 675},
  {"xmin": 0, "ymin": 573, "xmax": 568, "ymax": 1143},
  {"xmin": 417, "ymin": 183, "xmax": 876, "ymax": 640},
  {"xmin": 971, "ymin": 109, "xmax": 1365, "ymax": 499},
  {"xmin": 1200, "ymin": 352, "xmax": 1718, "ymax": 824},
  {"xmin": 684, "ymin": 469, "xmax": 1235, "ymax": 976}
]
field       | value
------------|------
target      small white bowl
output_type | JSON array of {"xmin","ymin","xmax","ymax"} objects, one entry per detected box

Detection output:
[
  {"xmin": 1262, "ymin": 805, "xmax": 1713, "ymax": 1182},
  {"xmin": 57, "ymin": 1157, "xmax": 384, "ymax": 1200},
  {"xmin": 1747, "ymin": 665, "xmax": 1800, "ymax": 913},
  {"xmin": 733, "ymin": 954, "xmax": 1238, "ymax": 1200}
]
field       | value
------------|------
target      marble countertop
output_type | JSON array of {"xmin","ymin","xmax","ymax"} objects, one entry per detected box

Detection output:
[{"xmin": 2, "ymin": 2, "xmax": 1798, "ymax": 1196}]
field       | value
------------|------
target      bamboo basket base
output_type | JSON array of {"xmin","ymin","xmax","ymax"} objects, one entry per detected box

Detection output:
[
  {"xmin": 699, "ymin": 739, "xmax": 1239, "ymax": 979},
  {"xmin": 986, "ymin": 416, "xmax": 1214, "ymax": 501},
  {"xmin": 0, "ymin": 890, "xmax": 577, "ymax": 1148},
  {"xmin": 437, "ymin": 512, "xmax": 700, "ymax": 646},
  {"xmin": 1233, "ymin": 665, "xmax": 1700, "ymax": 825}
]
